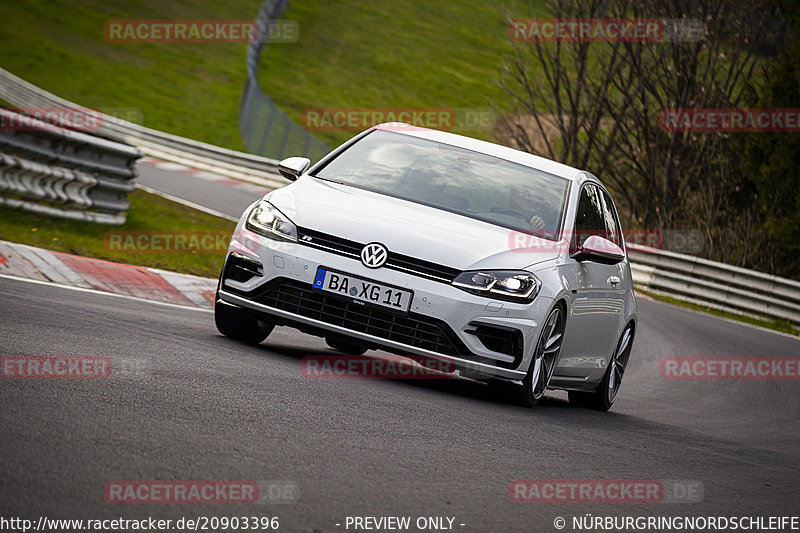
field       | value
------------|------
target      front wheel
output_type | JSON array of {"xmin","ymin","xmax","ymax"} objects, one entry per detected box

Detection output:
[
  {"xmin": 215, "ymin": 301, "xmax": 274, "ymax": 344},
  {"xmin": 512, "ymin": 305, "xmax": 565, "ymax": 407},
  {"xmin": 569, "ymin": 323, "xmax": 634, "ymax": 411}
]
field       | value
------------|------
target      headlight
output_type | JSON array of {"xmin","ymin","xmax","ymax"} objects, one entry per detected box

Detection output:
[
  {"xmin": 245, "ymin": 200, "xmax": 297, "ymax": 242},
  {"xmin": 452, "ymin": 270, "xmax": 541, "ymax": 302}
]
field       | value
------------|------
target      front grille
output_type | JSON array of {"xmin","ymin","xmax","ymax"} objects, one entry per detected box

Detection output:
[
  {"xmin": 297, "ymin": 228, "xmax": 461, "ymax": 283},
  {"xmin": 250, "ymin": 278, "xmax": 469, "ymax": 357}
]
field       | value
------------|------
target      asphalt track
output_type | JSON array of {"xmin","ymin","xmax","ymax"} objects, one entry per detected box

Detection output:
[
  {"xmin": 136, "ymin": 162, "xmax": 263, "ymax": 218},
  {"xmin": 1, "ymin": 163, "xmax": 799, "ymax": 531}
]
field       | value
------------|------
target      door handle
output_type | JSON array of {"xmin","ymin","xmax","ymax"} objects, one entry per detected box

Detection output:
[{"xmin": 607, "ymin": 276, "xmax": 621, "ymax": 286}]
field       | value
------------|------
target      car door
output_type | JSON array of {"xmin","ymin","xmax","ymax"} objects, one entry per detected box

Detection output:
[
  {"xmin": 555, "ymin": 183, "xmax": 619, "ymax": 379},
  {"xmin": 598, "ymin": 187, "xmax": 628, "ymax": 347}
]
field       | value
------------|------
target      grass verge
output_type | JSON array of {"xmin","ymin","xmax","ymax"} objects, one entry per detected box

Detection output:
[
  {"xmin": 636, "ymin": 288, "xmax": 799, "ymax": 337},
  {"xmin": 0, "ymin": 0, "xmax": 546, "ymax": 152},
  {"xmin": 257, "ymin": 0, "xmax": 544, "ymax": 148},
  {"xmin": 0, "ymin": 0, "xmax": 261, "ymax": 150},
  {"xmin": 0, "ymin": 189, "xmax": 235, "ymax": 279}
]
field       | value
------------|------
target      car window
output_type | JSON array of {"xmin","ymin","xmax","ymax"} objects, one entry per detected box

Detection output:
[
  {"xmin": 313, "ymin": 130, "xmax": 570, "ymax": 240},
  {"xmin": 600, "ymin": 190, "xmax": 622, "ymax": 246},
  {"xmin": 572, "ymin": 184, "xmax": 605, "ymax": 250}
]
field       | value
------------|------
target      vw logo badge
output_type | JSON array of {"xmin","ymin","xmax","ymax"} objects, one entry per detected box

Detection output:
[{"xmin": 361, "ymin": 242, "xmax": 388, "ymax": 269}]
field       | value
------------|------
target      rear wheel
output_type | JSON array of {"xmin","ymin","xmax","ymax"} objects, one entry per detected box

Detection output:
[
  {"xmin": 215, "ymin": 301, "xmax": 274, "ymax": 344},
  {"xmin": 512, "ymin": 305, "xmax": 565, "ymax": 407},
  {"xmin": 325, "ymin": 336, "xmax": 369, "ymax": 356},
  {"xmin": 569, "ymin": 323, "xmax": 634, "ymax": 411}
]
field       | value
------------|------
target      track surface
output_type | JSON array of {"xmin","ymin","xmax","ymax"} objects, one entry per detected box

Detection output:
[
  {"xmin": 2, "ymin": 163, "xmax": 799, "ymax": 531},
  {"xmin": 136, "ymin": 162, "xmax": 264, "ymax": 218}
]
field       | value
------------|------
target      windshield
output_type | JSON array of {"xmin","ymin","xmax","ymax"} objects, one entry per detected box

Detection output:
[{"xmin": 313, "ymin": 130, "xmax": 569, "ymax": 240}]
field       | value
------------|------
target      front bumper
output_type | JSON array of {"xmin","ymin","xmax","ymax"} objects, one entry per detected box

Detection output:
[{"xmin": 217, "ymin": 230, "xmax": 555, "ymax": 381}]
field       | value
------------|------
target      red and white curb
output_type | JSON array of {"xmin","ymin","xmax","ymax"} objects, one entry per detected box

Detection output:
[
  {"xmin": 139, "ymin": 157, "xmax": 273, "ymax": 197},
  {"xmin": 0, "ymin": 240, "xmax": 217, "ymax": 309}
]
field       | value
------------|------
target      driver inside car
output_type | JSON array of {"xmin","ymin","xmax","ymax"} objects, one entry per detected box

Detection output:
[
  {"xmin": 506, "ymin": 184, "xmax": 546, "ymax": 231},
  {"xmin": 396, "ymin": 168, "xmax": 469, "ymax": 211}
]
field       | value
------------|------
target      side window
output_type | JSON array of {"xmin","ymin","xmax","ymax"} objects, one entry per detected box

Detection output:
[
  {"xmin": 600, "ymin": 190, "xmax": 622, "ymax": 246},
  {"xmin": 572, "ymin": 184, "xmax": 605, "ymax": 250}
]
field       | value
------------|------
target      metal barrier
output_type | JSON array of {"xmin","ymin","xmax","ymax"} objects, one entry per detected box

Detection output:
[
  {"xmin": 0, "ymin": 108, "xmax": 142, "ymax": 224},
  {"xmin": 240, "ymin": 0, "xmax": 330, "ymax": 162},
  {"xmin": 0, "ymin": 67, "xmax": 286, "ymax": 189},
  {"xmin": 629, "ymin": 243, "xmax": 800, "ymax": 328}
]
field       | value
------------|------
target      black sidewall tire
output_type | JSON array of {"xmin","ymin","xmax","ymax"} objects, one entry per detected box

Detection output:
[{"xmin": 215, "ymin": 302, "xmax": 274, "ymax": 344}]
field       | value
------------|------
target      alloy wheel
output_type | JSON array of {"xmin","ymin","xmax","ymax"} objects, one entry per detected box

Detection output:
[
  {"xmin": 607, "ymin": 325, "xmax": 633, "ymax": 403},
  {"xmin": 531, "ymin": 307, "xmax": 565, "ymax": 399}
]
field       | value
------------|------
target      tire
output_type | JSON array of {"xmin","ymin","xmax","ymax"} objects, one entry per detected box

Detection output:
[
  {"xmin": 215, "ymin": 301, "xmax": 274, "ymax": 344},
  {"xmin": 568, "ymin": 323, "xmax": 634, "ymax": 411},
  {"xmin": 509, "ymin": 304, "xmax": 566, "ymax": 407},
  {"xmin": 325, "ymin": 336, "xmax": 369, "ymax": 356}
]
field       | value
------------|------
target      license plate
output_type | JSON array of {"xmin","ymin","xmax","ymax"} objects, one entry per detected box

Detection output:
[{"xmin": 313, "ymin": 268, "xmax": 413, "ymax": 313}]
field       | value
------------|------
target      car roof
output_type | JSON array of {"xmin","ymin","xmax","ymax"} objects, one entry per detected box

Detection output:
[{"xmin": 373, "ymin": 123, "xmax": 586, "ymax": 181}]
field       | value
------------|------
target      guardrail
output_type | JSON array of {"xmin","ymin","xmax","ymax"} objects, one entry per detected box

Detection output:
[
  {"xmin": 0, "ymin": 67, "xmax": 287, "ymax": 189},
  {"xmin": 629, "ymin": 243, "xmax": 800, "ymax": 329},
  {"xmin": 0, "ymin": 108, "xmax": 141, "ymax": 224}
]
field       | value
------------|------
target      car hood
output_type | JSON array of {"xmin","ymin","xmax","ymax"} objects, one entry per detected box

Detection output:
[{"xmin": 266, "ymin": 176, "xmax": 562, "ymax": 271}]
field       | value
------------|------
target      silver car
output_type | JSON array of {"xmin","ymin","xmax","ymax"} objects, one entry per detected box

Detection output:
[{"xmin": 215, "ymin": 124, "xmax": 637, "ymax": 410}]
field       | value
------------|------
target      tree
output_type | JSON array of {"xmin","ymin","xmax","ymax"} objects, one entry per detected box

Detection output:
[
  {"xmin": 498, "ymin": 0, "xmax": 767, "ymax": 254},
  {"xmin": 734, "ymin": 0, "xmax": 800, "ymax": 277}
]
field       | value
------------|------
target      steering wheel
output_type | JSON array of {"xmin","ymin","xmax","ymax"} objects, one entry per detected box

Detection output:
[{"xmin": 490, "ymin": 207, "xmax": 531, "ymax": 222}]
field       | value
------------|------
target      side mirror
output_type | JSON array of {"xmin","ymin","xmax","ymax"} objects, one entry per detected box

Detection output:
[
  {"xmin": 573, "ymin": 235, "xmax": 625, "ymax": 265},
  {"xmin": 278, "ymin": 157, "xmax": 311, "ymax": 181}
]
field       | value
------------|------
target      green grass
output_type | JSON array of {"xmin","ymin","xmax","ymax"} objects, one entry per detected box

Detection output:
[
  {"xmin": 0, "ymin": 0, "xmax": 262, "ymax": 150},
  {"xmin": 0, "ymin": 189, "xmax": 235, "ymax": 278},
  {"xmin": 0, "ymin": 0, "xmax": 547, "ymax": 152},
  {"xmin": 637, "ymin": 288, "xmax": 800, "ymax": 337},
  {"xmin": 258, "ymin": 0, "xmax": 545, "ymax": 147}
]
